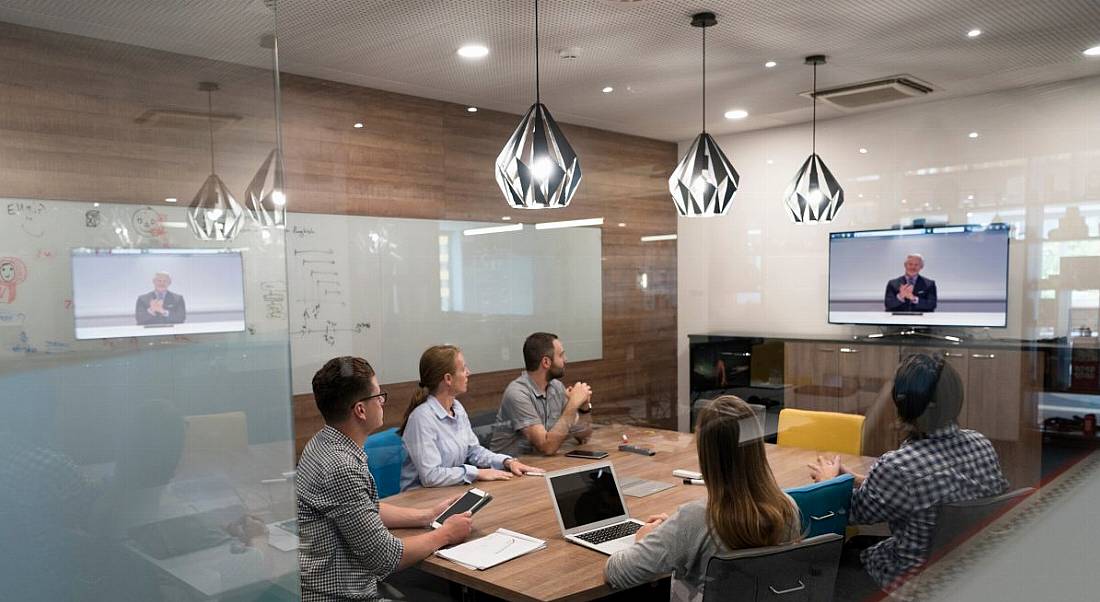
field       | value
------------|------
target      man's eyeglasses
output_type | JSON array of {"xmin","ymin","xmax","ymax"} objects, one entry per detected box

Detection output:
[{"xmin": 360, "ymin": 391, "xmax": 387, "ymax": 406}]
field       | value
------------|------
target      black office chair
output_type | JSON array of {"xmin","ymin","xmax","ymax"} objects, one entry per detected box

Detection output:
[
  {"xmin": 466, "ymin": 410, "xmax": 498, "ymax": 448},
  {"xmin": 927, "ymin": 487, "xmax": 1034, "ymax": 558},
  {"xmin": 702, "ymin": 533, "xmax": 843, "ymax": 602}
]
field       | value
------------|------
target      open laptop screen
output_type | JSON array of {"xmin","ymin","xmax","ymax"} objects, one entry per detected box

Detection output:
[{"xmin": 549, "ymin": 466, "xmax": 626, "ymax": 529}]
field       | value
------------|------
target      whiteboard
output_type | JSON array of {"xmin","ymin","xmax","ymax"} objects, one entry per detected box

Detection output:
[
  {"xmin": 0, "ymin": 198, "xmax": 288, "ymax": 360},
  {"xmin": 285, "ymin": 214, "xmax": 603, "ymax": 394},
  {"xmin": 0, "ymin": 198, "xmax": 602, "ymax": 396}
]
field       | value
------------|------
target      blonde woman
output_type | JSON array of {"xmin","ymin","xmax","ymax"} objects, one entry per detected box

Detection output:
[
  {"xmin": 605, "ymin": 396, "xmax": 801, "ymax": 602},
  {"xmin": 399, "ymin": 345, "xmax": 539, "ymax": 490}
]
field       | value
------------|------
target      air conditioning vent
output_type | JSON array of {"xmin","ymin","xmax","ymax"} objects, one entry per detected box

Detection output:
[{"xmin": 800, "ymin": 75, "xmax": 935, "ymax": 110}]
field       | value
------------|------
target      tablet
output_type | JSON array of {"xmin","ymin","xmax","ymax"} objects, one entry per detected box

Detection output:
[
  {"xmin": 564, "ymin": 449, "xmax": 609, "ymax": 459},
  {"xmin": 430, "ymin": 488, "xmax": 492, "ymax": 529}
]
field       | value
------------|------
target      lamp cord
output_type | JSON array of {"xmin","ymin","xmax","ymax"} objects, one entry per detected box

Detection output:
[
  {"xmin": 701, "ymin": 23, "xmax": 706, "ymax": 135},
  {"xmin": 530, "ymin": 0, "xmax": 534, "ymax": 106},
  {"xmin": 207, "ymin": 89, "xmax": 216, "ymax": 174},
  {"xmin": 812, "ymin": 61, "xmax": 817, "ymax": 157}
]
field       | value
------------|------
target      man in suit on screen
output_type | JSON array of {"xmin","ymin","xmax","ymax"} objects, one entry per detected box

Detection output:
[
  {"xmin": 135, "ymin": 271, "xmax": 186, "ymax": 325},
  {"xmin": 884, "ymin": 254, "xmax": 937, "ymax": 312}
]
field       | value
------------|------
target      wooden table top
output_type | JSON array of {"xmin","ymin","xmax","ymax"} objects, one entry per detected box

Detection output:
[{"xmin": 388, "ymin": 424, "xmax": 876, "ymax": 602}]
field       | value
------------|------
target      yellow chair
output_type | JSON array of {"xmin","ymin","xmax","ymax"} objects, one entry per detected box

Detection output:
[{"xmin": 777, "ymin": 408, "xmax": 865, "ymax": 456}]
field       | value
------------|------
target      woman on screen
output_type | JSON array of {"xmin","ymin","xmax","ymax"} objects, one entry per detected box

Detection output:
[
  {"xmin": 604, "ymin": 396, "xmax": 801, "ymax": 601},
  {"xmin": 399, "ymin": 345, "xmax": 538, "ymax": 490}
]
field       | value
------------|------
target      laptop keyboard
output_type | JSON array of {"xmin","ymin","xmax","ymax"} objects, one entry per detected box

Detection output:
[{"xmin": 575, "ymin": 521, "xmax": 641, "ymax": 545}]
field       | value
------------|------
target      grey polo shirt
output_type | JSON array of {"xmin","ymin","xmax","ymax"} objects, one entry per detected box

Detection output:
[{"xmin": 489, "ymin": 371, "xmax": 584, "ymax": 456}]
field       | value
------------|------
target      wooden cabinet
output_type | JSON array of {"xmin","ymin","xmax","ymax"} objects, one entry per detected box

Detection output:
[
  {"xmin": 838, "ymin": 344, "xmax": 900, "ymax": 414},
  {"xmin": 785, "ymin": 342, "xmax": 898, "ymax": 415},
  {"xmin": 784, "ymin": 342, "xmax": 840, "ymax": 412}
]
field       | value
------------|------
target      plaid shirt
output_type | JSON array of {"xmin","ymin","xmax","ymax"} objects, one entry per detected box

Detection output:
[
  {"xmin": 297, "ymin": 426, "xmax": 405, "ymax": 602},
  {"xmin": 850, "ymin": 423, "xmax": 1008, "ymax": 590}
]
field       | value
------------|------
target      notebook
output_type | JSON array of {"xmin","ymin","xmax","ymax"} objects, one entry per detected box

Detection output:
[{"xmin": 435, "ymin": 528, "xmax": 546, "ymax": 570}]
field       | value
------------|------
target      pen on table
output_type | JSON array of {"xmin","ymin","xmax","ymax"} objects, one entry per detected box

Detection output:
[{"xmin": 682, "ymin": 478, "xmax": 704, "ymax": 485}]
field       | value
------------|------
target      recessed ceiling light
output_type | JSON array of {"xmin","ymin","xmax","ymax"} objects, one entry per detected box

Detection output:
[
  {"xmin": 724, "ymin": 109, "xmax": 748, "ymax": 120},
  {"xmin": 93, "ymin": 202, "xmax": 100, "ymax": 207},
  {"xmin": 858, "ymin": 148, "xmax": 868, "ymax": 154},
  {"xmin": 1084, "ymin": 45, "xmax": 1100, "ymax": 56},
  {"xmin": 764, "ymin": 61, "xmax": 777, "ymax": 68},
  {"xmin": 466, "ymin": 106, "xmax": 478, "ymax": 113},
  {"xmin": 967, "ymin": 194, "xmax": 975, "ymax": 200},
  {"xmin": 901, "ymin": 199, "xmax": 908, "ymax": 204},
  {"xmin": 766, "ymin": 159, "xmax": 774, "ymax": 165},
  {"xmin": 353, "ymin": 122, "xmax": 364, "ymax": 128},
  {"xmin": 967, "ymin": 29, "xmax": 982, "ymax": 38},
  {"xmin": 602, "ymin": 86, "xmax": 614, "ymax": 94},
  {"xmin": 457, "ymin": 44, "xmax": 489, "ymax": 59},
  {"xmin": 617, "ymin": 222, "xmax": 626, "ymax": 227},
  {"xmin": 501, "ymin": 216, "xmax": 512, "ymax": 221},
  {"xmin": 165, "ymin": 197, "xmax": 177, "ymax": 203},
  {"xmin": 968, "ymin": 131, "xmax": 979, "ymax": 138}
]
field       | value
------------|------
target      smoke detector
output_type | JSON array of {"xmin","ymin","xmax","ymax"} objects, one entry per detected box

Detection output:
[
  {"xmin": 801, "ymin": 75, "xmax": 935, "ymax": 110},
  {"xmin": 559, "ymin": 47, "xmax": 582, "ymax": 60}
]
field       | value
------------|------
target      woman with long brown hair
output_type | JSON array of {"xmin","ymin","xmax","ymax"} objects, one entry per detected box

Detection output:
[
  {"xmin": 399, "ymin": 345, "xmax": 540, "ymax": 490},
  {"xmin": 605, "ymin": 395, "xmax": 801, "ymax": 601}
]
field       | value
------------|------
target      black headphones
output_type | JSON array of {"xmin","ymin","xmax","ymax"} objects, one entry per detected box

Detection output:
[{"xmin": 893, "ymin": 353, "xmax": 945, "ymax": 423}]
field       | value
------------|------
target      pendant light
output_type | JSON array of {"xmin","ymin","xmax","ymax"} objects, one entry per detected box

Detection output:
[
  {"xmin": 246, "ymin": 17, "xmax": 288, "ymax": 229},
  {"xmin": 494, "ymin": 0, "xmax": 582, "ymax": 209},
  {"xmin": 668, "ymin": 12, "xmax": 740, "ymax": 217},
  {"xmin": 783, "ymin": 55, "xmax": 844, "ymax": 223},
  {"xmin": 188, "ymin": 82, "xmax": 245, "ymax": 241}
]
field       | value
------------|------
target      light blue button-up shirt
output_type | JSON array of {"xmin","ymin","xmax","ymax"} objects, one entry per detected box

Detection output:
[{"xmin": 399, "ymin": 396, "xmax": 511, "ymax": 491}]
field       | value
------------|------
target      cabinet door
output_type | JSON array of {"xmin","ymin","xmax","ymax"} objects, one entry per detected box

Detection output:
[
  {"xmin": 966, "ymin": 350, "xmax": 1021, "ymax": 441},
  {"xmin": 784, "ymin": 342, "xmax": 840, "ymax": 412},
  {"xmin": 838, "ymin": 344, "xmax": 899, "ymax": 414}
]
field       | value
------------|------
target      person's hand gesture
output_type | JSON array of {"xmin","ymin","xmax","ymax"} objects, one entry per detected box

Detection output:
[
  {"xmin": 808, "ymin": 454, "xmax": 844, "ymax": 483},
  {"xmin": 635, "ymin": 513, "xmax": 669, "ymax": 541},
  {"xmin": 477, "ymin": 468, "xmax": 514, "ymax": 482}
]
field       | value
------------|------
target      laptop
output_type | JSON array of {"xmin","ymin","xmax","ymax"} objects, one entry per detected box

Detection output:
[{"xmin": 545, "ymin": 462, "xmax": 643, "ymax": 555}]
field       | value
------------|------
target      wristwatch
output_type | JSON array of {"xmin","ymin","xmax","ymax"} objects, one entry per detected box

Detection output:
[
  {"xmin": 502, "ymin": 457, "xmax": 514, "ymax": 471},
  {"xmin": 577, "ymin": 401, "xmax": 593, "ymax": 414}
]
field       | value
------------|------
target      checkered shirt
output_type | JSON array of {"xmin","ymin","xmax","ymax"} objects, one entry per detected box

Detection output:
[
  {"xmin": 297, "ymin": 426, "xmax": 405, "ymax": 602},
  {"xmin": 850, "ymin": 423, "xmax": 1009, "ymax": 590}
]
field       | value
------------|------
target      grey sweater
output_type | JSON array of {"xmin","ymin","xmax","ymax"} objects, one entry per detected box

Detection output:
[{"xmin": 605, "ymin": 497, "xmax": 801, "ymax": 602}]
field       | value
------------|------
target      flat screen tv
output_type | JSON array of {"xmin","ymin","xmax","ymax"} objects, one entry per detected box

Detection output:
[
  {"xmin": 828, "ymin": 224, "xmax": 1010, "ymax": 328},
  {"xmin": 72, "ymin": 248, "xmax": 246, "ymax": 340}
]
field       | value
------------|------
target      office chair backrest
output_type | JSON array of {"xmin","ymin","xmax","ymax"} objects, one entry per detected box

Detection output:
[
  {"xmin": 364, "ymin": 427, "xmax": 405, "ymax": 499},
  {"xmin": 777, "ymin": 409, "xmax": 865, "ymax": 456},
  {"xmin": 928, "ymin": 487, "xmax": 1033, "ymax": 557},
  {"xmin": 785, "ymin": 474, "xmax": 855, "ymax": 538},
  {"xmin": 467, "ymin": 409, "xmax": 498, "ymax": 448},
  {"xmin": 703, "ymin": 533, "xmax": 843, "ymax": 602}
]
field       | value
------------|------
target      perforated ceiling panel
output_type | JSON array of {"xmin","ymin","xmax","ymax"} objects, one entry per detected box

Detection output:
[{"xmin": 1, "ymin": 0, "xmax": 1098, "ymax": 141}]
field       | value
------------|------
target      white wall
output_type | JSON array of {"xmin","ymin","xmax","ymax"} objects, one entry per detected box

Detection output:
[{"xmin": 677, "ymin": 75, "xmax": 1100, "ymax": 429}]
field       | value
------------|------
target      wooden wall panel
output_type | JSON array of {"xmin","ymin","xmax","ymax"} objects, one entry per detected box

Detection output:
[{"xmin": 0, "ymin": 22, "xmax": 679, "ymax": 455}]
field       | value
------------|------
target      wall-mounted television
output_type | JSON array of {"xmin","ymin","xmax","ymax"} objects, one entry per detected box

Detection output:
[
  {"xmin": 828, "ymin": 224, "xmax": 1010, "ymax": 328},
  {"xmin": 72, "ymin": 248, "xmax": 246, "ymax": 339}
]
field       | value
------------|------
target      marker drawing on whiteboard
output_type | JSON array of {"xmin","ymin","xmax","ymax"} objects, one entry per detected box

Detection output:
[
  {"xmin": 132, "ymin": 207, "xmax": 167, "ymax": 239},
  {"xmin": 0, "ymin": 257, "xmax": 28, "ymax": 303},
  {"xmin": 7, "ymin": 201, "xmax": 47, "ymax": 237}
]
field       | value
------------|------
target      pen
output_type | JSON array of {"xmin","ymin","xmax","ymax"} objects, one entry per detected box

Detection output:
[{"xmin": 683, "ymin": 478, "xmax": 705, "ymax": 485}]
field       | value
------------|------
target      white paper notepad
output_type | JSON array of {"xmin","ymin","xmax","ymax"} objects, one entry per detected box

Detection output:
[{"xmin": 435, "ymin": 528, "xmax": 546, "ymax": 570}]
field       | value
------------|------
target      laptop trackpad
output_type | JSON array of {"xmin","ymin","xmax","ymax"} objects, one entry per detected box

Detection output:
[{"xmin": 602, "ymin": 537, "xmax": 635, "ymax": 555}]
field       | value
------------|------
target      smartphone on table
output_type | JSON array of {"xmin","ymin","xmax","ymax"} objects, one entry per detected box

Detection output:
[{"xmin": 564, "ymin": 449, "xmax": 609, "ymax": 459}]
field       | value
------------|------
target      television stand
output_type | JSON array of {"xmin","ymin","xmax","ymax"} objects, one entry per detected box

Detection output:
[{"xmin": 864, "ymin": 328, "xmax": 968, "ymax": 343}]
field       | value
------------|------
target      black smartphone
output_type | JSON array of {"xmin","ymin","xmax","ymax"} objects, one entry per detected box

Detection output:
[
  {"xmin": 430, "ymin": 488, "xmax": 492, "ymax": 528},
  {"xmin": 564, "ymin": 449, "xmax": 609, "ymax": 459}
]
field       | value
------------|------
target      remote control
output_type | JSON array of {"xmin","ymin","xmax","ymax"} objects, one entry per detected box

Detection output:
[{"xmin": 618, "ymin": 444, "xmax": 656, "ymax": 456}]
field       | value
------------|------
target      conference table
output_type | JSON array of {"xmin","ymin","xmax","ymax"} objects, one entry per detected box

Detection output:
[{"xmin": 389, "ymin": 424, "xmax": 877, "ymax": 602}]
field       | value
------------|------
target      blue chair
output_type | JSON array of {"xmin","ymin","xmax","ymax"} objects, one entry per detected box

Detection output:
[
  {"xmin": 364, "ymin": 427, "xmax": 406, "ymax": 499},
  {"xmin": 785, "ymin": 474, "xmax": 855, "ymax": 538}
]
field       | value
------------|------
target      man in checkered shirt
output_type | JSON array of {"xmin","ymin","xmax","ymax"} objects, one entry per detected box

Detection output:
[
  {"xmin": 810, "ymin": 353, "xmax": 1008, "ymax": 593},
  {"xmin": 298, "ymin": 356, "xmax": 473, "ymax": 602}
]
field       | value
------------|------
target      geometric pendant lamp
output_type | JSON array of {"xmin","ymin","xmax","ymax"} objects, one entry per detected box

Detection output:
[
  {"xmin": 669, "ymin": 12, "xmax": 740, "ymax": 217},
  {"xmin": 247, "ymin": 25, "xmax": 288, "ymax": 229},
  {"xmin": 244, "ymin": 147, "xmax": 287, "ymax": 228},
  {"xmin": 783, "ymin": 55, "xmax": 844, "ymax": 223},
  {"xmin": 188, "ymin": 82, "xmax": 245, "ymax": 241},
  {"xmin": 494, "ymin": 0, "xmax": 582, "ymax": 209}
]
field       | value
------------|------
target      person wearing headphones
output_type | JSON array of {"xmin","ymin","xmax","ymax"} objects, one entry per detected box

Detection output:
[{"xmin": 808, "ymin": 353, "xmax": 1008, "ymax": 594}]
